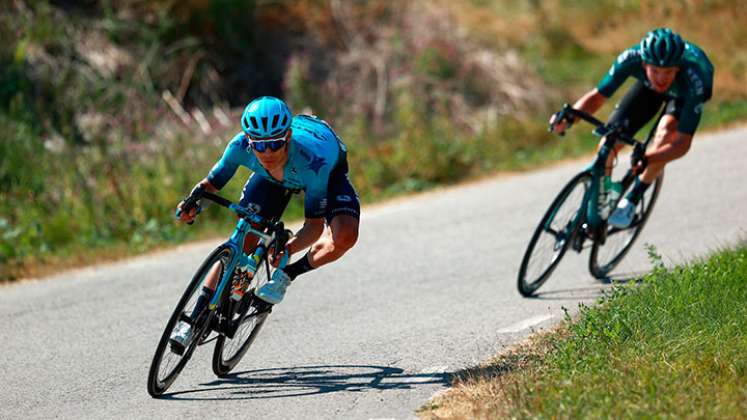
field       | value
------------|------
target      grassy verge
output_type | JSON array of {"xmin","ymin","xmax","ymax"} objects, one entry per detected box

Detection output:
[{"xmin": 419, "ymin": 245, "xmax": 747, "ymax": 419}]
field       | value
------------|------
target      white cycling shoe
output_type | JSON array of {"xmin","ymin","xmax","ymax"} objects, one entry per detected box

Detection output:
[
  {"xmin": 169, "ymin": 320, "xmax": 194, "ymax": 355},
  {"xmin": 608, "ymin": 198, "xmax": 636, "ymax": 228},
  {"xmin": 255, "ymin": 269, "xmax": 292, "ymax": 304}
]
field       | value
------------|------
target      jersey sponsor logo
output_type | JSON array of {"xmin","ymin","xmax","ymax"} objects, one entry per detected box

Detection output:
[
  {"xmin": 319, "ymin": 198, "xmax": 328, "ymax": 210},
  {"xmin": 331, "ymin": 207, "xmax": 360, "ymax": 216},
  {"xmin": 336, "ymin": 194, "xmax": 352, "ymax": 202},
  {"xmin": 686, "ymin": 68, "xmax": 705, "ymax": 96},
  {"xmin": 306, "ymin": 155, "xmax": 327, "ymax": 174},
  {"xmin": 245, "ymin": 203, "xmax": 262, "ymax": 214},
  {"xmin": 296, "ymin": 125, "xmax": 327, "ymax": 142}
]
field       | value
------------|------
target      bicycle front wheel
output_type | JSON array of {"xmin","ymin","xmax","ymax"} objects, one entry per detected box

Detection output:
[
  {"xmin": 517, "ymin": 172, "xmax": 591, "ymax": 297},
  {"xmin": 212, "ymin": 255, "xmax": 272, "ymax": 377},
  {"xmin": 589, "ymin": 173, "xmax": 663, "ymax": 279},
  {"xmin": 147, "ymin": 245, "xmax": 233, "ymax": 397}
]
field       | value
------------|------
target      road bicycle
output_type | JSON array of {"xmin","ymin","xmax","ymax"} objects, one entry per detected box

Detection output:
[
  {"xmin": 517, "ymin": 104, "xmax": 664, "ymax": 297},
  {"xmin": 147, "ymin": 192, "xmax": 292, "ymax": 397}
]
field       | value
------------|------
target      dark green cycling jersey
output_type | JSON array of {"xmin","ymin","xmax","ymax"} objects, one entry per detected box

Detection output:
[{"xmin": 597, "ymin": 42, "xmax": 714, "ymax": 134}]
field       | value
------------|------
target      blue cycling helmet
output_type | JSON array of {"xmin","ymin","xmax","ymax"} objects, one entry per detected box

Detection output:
[
  {"xmin": 241, "ymin": 96, "xmax": 292, "ymax": 139},
  {"xmin": 640, "ymin": 28, "xmax": 685, "ymax": 67}
]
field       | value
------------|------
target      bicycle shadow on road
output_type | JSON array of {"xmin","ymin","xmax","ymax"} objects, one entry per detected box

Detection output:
[
  {"xmin": 529, "ymin": 285, "xmax": 606, "ymax": 301},
  {"xmin": 528, "ymin": 271, "xmax": 647, "ymax": 300},
  {"xmin": 161, "ymin": 364, "xmax": 450, "ymax": 400},
  {"xmin": 595, "ymin": 270, "xmax": 647, "ymax": 285}
]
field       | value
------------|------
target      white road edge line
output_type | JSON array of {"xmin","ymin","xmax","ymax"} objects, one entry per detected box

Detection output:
[
  {"xmin": 425, "ymin": 314, "xmax": 557, "ymax": 404},
  {"xmin": 496, "ymin": 314, "xmax": 555, "ymax": 334}
]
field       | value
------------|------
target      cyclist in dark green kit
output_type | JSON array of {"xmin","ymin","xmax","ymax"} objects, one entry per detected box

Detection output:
[{"xmin": 550, "ymin": 28, "xmax": 714, "ymax": 227}]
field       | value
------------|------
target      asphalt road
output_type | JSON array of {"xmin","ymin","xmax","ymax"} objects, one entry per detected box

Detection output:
[{"xmin": 1, "ymin": 126, "xmax": 745, "ymax": 420}]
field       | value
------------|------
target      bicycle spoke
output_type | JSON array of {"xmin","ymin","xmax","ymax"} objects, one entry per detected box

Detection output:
[
  {"xmin": 518, "ymin": 173, "xmax": 591, "ymax": 296},
  {"xmin": 148, "ymin": 246, "xmax": 233, "ymax": 397},
  {"xmin": 212, "ymin": 255, "xmax": 272, "ymax": 376},
  {"xmin": 221, "ymin": 309, "xmax": 260, "ymax": 359},
  {"xmin": 589, "ymin": 174, "xmax": 662, "ymax": 278}
]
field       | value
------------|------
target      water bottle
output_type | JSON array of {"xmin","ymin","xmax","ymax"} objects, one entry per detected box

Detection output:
[
  {"xmin": 230, "ymin": 254, "xmax": 257, "ymax": 301},
  {"xmin": 599, "ymin": 176, "xmax": 622, "ymax": 219},
  {"xmin": 598, "ymin": 176, "xmax": 610, "ymax": 219}
]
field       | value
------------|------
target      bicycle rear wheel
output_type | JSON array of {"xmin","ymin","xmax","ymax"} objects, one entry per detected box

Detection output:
[
  {"xmin": 589, "ymin": 173, "xmax": 663, "ymax": 279},
  {"xmin": 212, "ymin": 254, "xmax": 272, "ymax": 377},
  {"xmin": 517, "ymin": 172, "xmax": 591, "ymax": 297},
  {"xmin": 147, "ymin": 245, "xmax": 232, "ymax": 397}
]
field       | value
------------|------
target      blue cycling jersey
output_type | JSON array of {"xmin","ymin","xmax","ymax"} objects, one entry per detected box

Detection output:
[{"xmin": 208, "ymin": 115, "xmax": 346, "ymax": 217}]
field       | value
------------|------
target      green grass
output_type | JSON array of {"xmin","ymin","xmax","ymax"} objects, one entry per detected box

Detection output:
[
  {"xmin": 421, "ymin": 245, "xmax": 747, "ymax": 418},
  {"xmin": 701, "ymin": 99, "xmax": 747, "ymax": 128}
]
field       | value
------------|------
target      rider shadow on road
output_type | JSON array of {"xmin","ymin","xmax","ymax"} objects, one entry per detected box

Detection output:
[{"xmin": 162, "ymin": 364, "xmax": 450, "ymax": 400}]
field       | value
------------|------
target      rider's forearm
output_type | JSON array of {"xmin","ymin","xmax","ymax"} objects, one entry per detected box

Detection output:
[
  {"xmin": 572, "ymin": 88, "xmax": 607, "ymax": 117},
  {"xmin": 646, "ymin": 133, "xmax": 693, "ymax": 164},
  {"xmin": 287, "ymin": 218, "xmax": 325, "ymax": 254},
  {"xmin": 196, "ymin": 178, "xmax": 219, "ymax": 193}
]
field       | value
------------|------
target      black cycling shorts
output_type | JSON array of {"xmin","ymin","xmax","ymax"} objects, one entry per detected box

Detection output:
[
  {"xmin": 239, "ymin": 153, "xmax": 360, "ymax": 225},
  {"xmin": 606, "ymin": 80, "xmax": 685, "ymax": 136}
]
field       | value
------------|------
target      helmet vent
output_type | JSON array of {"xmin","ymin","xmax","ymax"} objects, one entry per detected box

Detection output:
[{"xmin": 240, "ymin": 96, "xmax": 293, "ymax": 138}]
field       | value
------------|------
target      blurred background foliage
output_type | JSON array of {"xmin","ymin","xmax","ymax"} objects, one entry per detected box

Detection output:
[{"xmin": 1, "ymin": 0, "xmax": 746, "ymax": 280}]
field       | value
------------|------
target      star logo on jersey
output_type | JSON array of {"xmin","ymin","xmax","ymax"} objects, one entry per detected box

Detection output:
[{"xmin": 306, "ymin": 156, "xmax": 327, "ymax": 174}]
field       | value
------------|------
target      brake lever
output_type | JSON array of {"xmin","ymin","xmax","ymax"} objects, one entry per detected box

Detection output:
[{"xmin": 631, "ymin": 142, "xmax": 647, "ymax": 168}]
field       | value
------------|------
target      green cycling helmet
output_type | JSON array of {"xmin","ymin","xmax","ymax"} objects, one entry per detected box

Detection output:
[{"xmin": 640, "ymin": 28, "xmax": 685, "ymax": 67}]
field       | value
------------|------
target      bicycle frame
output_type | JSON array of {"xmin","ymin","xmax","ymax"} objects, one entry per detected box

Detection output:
[
  {"xmin": 554, "ymin": 104, "xmax": 666, "ymax": 244},
  {"xmin": 201, "ymin": 194, "xmax": 291, "ymax": 312}
]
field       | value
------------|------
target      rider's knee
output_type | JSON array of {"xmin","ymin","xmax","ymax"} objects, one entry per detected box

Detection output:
[
  {"xmin": 332, "ymin": 227, "xmax": 358, "ymax": 252},
  {"xmin": 654, "ymin": 117, "xmax": 678, "ymax": 143}
]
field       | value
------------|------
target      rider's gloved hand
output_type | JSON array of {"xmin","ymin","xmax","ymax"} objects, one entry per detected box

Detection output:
[
  {"xmin": 269, "ymin": 246, "xmax": 291, "ymax": 268},
  {"xmin": 549, "ymin": 110, "xmax": 574, "ymax": 136},
  {"xmin": 631, "ymin": 144, "xmax": 649, "ymax": 175},
  {"xmin": 176, "ymin": 184, "xmax": 205, "ymax": 224},
  {"xmin": 268, "ymin": 229, "xmax": 294, "ymax": 267},
  {"xmin": 631, "ymin": 155, "xmax": 648, "ymax": 175}
]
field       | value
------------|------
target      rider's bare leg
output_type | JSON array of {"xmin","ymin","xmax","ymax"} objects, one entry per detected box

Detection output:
[
  {"xmin": 306, "ymin": 214, "xmax": 359, "ymax": 268},
  {"xmin": 603, "ymin": 142, "xmax": 624, "ymax": 176},
  {"xmin": 640, "ymin": 115, "xmax": 679, "ymax": 183}
]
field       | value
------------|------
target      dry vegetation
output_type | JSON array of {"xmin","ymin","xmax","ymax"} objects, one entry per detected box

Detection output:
[{"xmin": 2, "ymin": 0, "xmax": 746, "ymax": 280}]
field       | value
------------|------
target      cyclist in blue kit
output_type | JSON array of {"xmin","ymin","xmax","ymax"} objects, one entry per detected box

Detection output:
[
  {"xmin": 551, "ymin": 28, "xmax": 714, "ymax": 227},
  {"xmin": 170, "ymin": 96, "xmax": 360, "ymax": 349}
]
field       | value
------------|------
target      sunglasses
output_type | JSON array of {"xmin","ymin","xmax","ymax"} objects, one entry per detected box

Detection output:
[{"xmin": 246, "ymin": 134, "xmax": 288, "ymax": 153}]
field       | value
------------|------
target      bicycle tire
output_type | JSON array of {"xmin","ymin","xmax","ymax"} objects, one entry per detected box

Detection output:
[
  {"xmin": 211, "ymin": 253, "xmax": 272, "ymax": 377},
  {"xmin": 147, "ymin": 245, "xmax": 232, "ymax": 397},
  {"xmin": 588, "ymin": 173, "xmax": 663, "ymax": 279},
  {"xmin": 518, "ymin": 172, "xmax": 592, "ymax": 297}
]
